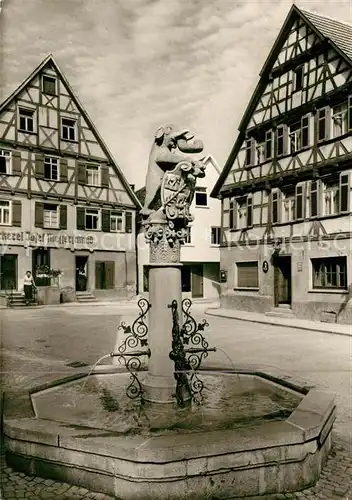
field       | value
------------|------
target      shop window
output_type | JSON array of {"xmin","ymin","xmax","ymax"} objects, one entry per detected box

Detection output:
[
  {"xmin": 18, "ymin": 108, "xmax": 35, "ymax": 133},
  {"xmin": 42, "ymin": 75, "xmax": 57, "ymax": 95},
  {"xmin": 44, "ymin": 157, "xmax": 59, "ymax": 181},
  {"xmin": 32, "ymin": 248, "xmax": 51, "ymax": 287},
  {"xmin": 211, "ymin": 226, "xmax": 221, "ymax": 245},
  {"xmin": 236, "ymin": 261, "xmax": 259, "ymax": 289},
  {"xmin": 312, "ymin": 257, "xmax": 347, "ymax": 290},
  {"xmin": 195, "ymin": 187, "xmax": 207, "ymax": 207},
  {"xmin": 0, "ymin": 150, "xmax": 11, "ymax": 174}
]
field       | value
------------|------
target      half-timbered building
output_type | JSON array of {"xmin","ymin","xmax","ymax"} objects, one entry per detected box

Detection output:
[
  {"xmin": 211, "ymin": 6, "xmax": 352, "ymax": 323},
  {"xmin": 0, "ymin": 55, "xmax": 140, "ymax": 302}
]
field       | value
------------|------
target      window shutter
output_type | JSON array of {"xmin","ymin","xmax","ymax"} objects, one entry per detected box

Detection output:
[
  {"xmin": 324, "ymin": 108, "xmax": 331, "ymax": 140},
  {"xmin": 125, "ymin": 211, "xmax": 133, "ymax": 233},
  {"xmin": 76, "ymin": 207, "xmax": 86, "ymax": 230},
  {"xmin": 282, "ymin": 124, "xmax": 288, "ymax": 155},
  {"xmin": 12, "ymin": 151, "xmax": 22, "ymax": 175},
  {"xmin": 340, "ymin": 173, "xmax": 349, "ymax": 213},
  {"xmin": 101, "ymin": 166, "xmax": 109, "ymax": 188},
  {"xmin": 77, "ymin": 162, "xmax": 87, "ymax": 185},
  {"xmin": 35, "ymin": 202, "xmax": 44, "ymax": 227},
  {"xmin": 60, "ymin": 158, "xmax": 68, "ymax": 182},
  {"xmin": 237, "ymin": 262, "xmax": 258, "ymax": 288},
  {"xmin": 348, "ymin": 96, "xmax": 352, "ymax": 131},
  {"xmin": 60, "ymin": 204, "xmax": 67, "ymax": 229},
  {"xmin": 102, "ymin": 209, "xmax": 111, "ymax": 232},
  {"xmin": 12, "ymin": 200, "xmax": 22, "ymax": 226},
  {"xmin": 35, "ymin": 154, "xmax": 44, "ymax": 179}
]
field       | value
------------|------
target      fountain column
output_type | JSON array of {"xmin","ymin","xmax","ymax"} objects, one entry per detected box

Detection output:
[{"xmin": 141, "ymin": 214, "xmax": 181, "ymax": 403}]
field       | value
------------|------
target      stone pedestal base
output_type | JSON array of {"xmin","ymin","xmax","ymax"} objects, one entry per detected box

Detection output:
[{"xmin": 141, "ymin": 374, "xmax": 176, "ymax": 403}]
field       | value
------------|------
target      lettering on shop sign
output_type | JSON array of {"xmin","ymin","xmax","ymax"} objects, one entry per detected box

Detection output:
[{"xmin": 0, "ymin": 231, "xmax": 94, "ymax": 247}]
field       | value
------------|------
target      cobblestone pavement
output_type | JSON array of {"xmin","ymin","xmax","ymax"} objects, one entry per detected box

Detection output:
[{"xmin": 1, "ymin": 440, "xmax": 351, "ymax": 499}]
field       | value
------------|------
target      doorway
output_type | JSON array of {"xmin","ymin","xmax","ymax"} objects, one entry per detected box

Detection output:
[
  {"xmin": 274, "ymin": 256, "xmax": 292, "ymax": 306},
  {"xmin": 95, "ymin": 261, "xmax": 115, "ymax": 290},
  {"xmin": 76, "ymin": 256, "xmax": 88, "ymax": 291},
  {"xmin": 191, "ymin": 264, "xmax": 204, "ymax": 298},
  {"xmin": 0, "ymin": 254, "xmax": 17, "ymax": 290}
]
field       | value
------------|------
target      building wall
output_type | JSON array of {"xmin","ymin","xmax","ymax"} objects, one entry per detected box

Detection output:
[{"xmin": 0, "ymin": 194, "xmax": 136, "ymax": 298}]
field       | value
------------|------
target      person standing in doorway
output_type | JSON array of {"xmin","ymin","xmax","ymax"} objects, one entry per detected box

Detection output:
[{"xmin": 23, "ymin": 270, "xmax": 36, "ymax": 306}]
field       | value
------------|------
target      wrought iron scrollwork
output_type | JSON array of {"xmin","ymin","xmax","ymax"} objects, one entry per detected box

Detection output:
[
  {"xmin": 169, "ymin": 298, "xmax": 216, "ymax": 406},
  {"xmin": 114, "ymin": 298, "xmax": 151, "ymax": 400}
]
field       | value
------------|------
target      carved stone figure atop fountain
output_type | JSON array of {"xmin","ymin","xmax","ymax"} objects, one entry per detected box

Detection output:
[{"xmin": 141, "ymin": 124, "xmax": 205, "ymax": 263}]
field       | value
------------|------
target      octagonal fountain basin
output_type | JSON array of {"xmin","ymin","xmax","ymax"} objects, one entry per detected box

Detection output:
[{"xmin": 4, "ymin": 368, "xmax": 336, "ymax": 500}]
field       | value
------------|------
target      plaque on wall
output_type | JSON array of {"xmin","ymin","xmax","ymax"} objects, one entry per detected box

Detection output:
[
  {"xmin": 297, "ymin": 261, "xmax": 303, "ymax": 272},
  {"xmin": 262, "ymin": 261, "xmax": 269, "ymax": 273}
]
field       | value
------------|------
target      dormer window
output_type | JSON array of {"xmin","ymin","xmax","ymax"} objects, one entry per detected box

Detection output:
[
  {"xmin": 293, "ymin": 66, "xmax": 304, "ymax": 92},
  {"xmin": 42, "ymin": 75, "xmax": 56, "ymax": 95}
]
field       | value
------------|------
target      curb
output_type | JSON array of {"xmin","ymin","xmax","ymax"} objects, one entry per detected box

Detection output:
[{"xmin": 205, "ymin": 309, "xmax": 352, "ymax": 337}]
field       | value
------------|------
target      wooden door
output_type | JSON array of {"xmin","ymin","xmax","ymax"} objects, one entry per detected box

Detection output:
[
  {"xmin": 191, "ymin": 264, "xmax": 204, "ymax": 298},
  {"xmin": 76, "ymin": 256, "xmax": 88, "ymax": 291},
  {"xmin": 104, "ymin": 261, "xmax": 115, "ymax": 289},
  {"xmin": 275, "ymin": 256, "xmax": 292, "ymax": 305},
  {"xmin": 0, "ymin": 255, "xmax": 17, "ymax": 290}
]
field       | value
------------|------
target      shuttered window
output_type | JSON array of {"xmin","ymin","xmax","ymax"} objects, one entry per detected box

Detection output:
[
  {"xmin": 125, "ymin": 211, "xmax": 133, "ymax": 233},
  {"xmin": 295, "ymin": 183, "xmax": 304, "ymax": 220},
  {"xmin": 309, "ymin": 180, "xmax": 321, "ymax": 218},
  {"xmin": 340, "ymin": 173, "xmax": 349, "ymax": 213},
  {"xmin": 236, "ymin": 261, "xmax": 259, "ymax": 288},
  {"xmin": 271, "ymin": 190, "xmax": 281, "ymax": 224}
]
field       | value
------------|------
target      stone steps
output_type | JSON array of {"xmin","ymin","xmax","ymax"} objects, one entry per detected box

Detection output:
[
  {"xmin": 76, "ymin": 292, "xmax": 98, "ymax": 303},
  {"xmin": 265, "ymin": 306, "xmax": 295, "ymax": 318}
]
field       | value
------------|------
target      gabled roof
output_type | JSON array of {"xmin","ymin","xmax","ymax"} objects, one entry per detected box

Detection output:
[
  {"xmin": 201, "ymin": 154, "xmax": 221, "ymax": 175},
  {"xmin": 0, "ymin": 54, "xmax": 142, "ymax": 209},
  {"xmin": 211, "ymin": 5, "xmax": 352, "ymax": 198}
]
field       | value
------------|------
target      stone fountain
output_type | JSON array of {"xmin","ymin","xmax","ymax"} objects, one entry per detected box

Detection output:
[{"xmin": 3, "ymin": 126, "xmax": 336, "ymax": 499}]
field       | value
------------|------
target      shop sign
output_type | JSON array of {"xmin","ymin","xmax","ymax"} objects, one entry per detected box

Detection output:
[{"xmin": 0, "ymin": 230, "xmax": 95, "ymax": 248}]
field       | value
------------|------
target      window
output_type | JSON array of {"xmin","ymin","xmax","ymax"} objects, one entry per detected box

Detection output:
[
  {"xmin": 324, "ymin": 181, "xmax": 339, "ymax": 216},
  {"xmin": 181, "ymin": 266, "xmax": 191, "ymax": 292},
  {"xmin": 246, "ymin": 195, "xmax": 253, "ymax": 227},
  {"xmin": 317, "ymin": 107, "xmax": 330, "ymax": 142},
  {"xmin": 312, "ymin": 257, "xmax": 347, "ymax": 290},
  {"xmin": 86, "ymin": 164, "xmax": 100, "ymax": 186},
  {"xmin": 184, "ymin": 226, "xmax": 192, "ymax": 244},
  {"xmin": 309, "ymin": 180, "xmax": 321, "ymax": 218},
  {"xmin": 295, "ymin": 183, "xmax": 305, "ymax": 220},
  {"xmin": 276, "ymin": 125, "xmax": 286, "ymax": 157},
  {"xmin": 110, "ymin": 211, "xmax": 124, "ymax": 232},
  {"xmin": 332, "ymin": 103, "xmax": 349, "ymax": 137},
  {"xmin": 61, "ymin": 118, "xmax": 76, "ymax": 141},
  {"xmin": 229, "ymin": 198, "xmax": 237, "ymax": 229},
  {"xmin": 293, "ymin": 66, "xmax": 304, "ymax": 92},
  {"xmin": 42, "ymin": 75, "xmax": 56, "ymax": 95},
  {"xmin": 0, "ymin": 200, "xmax": 10, "ymax": 225},
  {"xmin": 245, "ymin": 137, "xmax": 255, "ymax": 166},
  {"xmin": 43, "ymin": 204, "xmax": 59, "ymax": 228},
  {"xmin": 236, "ymin": 261, "xmax": 258, "ymax": 289},
  {"xmin": 85, "ymin": 209, "xmax": 100, "ymax": 230},
  {"xmin": 289, "ymin": 115, "xmax": 309, "ymax": 153},
  {"xmin": 282, "ymin": 190, "xmax": 295, "ymax": 222},
  {"xmin": 272, "ymin": 190, "xmax": 280, "ymax": 224},
  {"xmin": 0, "ymin": 150, "xmax": 11, "ymax": 174},
  {"xmin": 44, "ymin": 157, "xmax": 59, "ymax": 181},
  {"xmin": 18, "ymin": 108, "xmax": 34, "ymax": 133},
  {"xmin": 265, "ymin": 130, "xmax": 272, "ymax": 160},
  {"xmin": 340, "ymin": 173, "xmax": 349, "ymax": 213},
  {"xmin": 211, "ymin": 227, "xmax": 221, "ymax": 245},
  {"xmin": 195, "ymin": 187, "xmax": 207, "ymax": 207}
]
